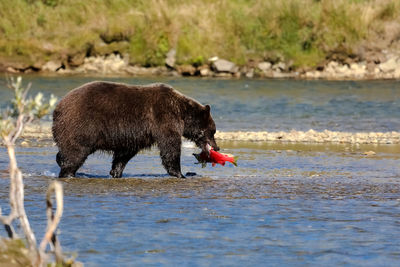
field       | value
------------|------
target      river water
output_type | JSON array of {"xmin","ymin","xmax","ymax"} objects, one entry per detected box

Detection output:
[{"xmin": 0, "ymin": 76, "xmax": 399, "ymax": 266}]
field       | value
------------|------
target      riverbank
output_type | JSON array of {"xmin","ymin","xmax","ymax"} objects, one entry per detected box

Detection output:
[
  {"xmin": 6, "ymin": 51, "xmax": 400, "ymax": 80},
  {"xmin": 2, "ymin": 1, "xmax": 400, "ymax": 80},
  {"xmin": 19, "ymin": 124, "xmax": 400, "ymax": 145}
]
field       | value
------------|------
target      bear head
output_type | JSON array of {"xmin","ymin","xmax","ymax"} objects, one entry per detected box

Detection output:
[{"xmin": 184, "ymin": 104, "xmax": 219, "ymax": 153}]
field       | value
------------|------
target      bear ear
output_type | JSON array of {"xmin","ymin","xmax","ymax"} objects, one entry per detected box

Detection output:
[{"xmin": 203, "ymin": 105, "xmax": 211, "ymax": 119}]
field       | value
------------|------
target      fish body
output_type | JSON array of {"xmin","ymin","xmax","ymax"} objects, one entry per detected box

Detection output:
[{"xmin": 193, "ymin": 145, "xmax": 237, "ymax": 167}]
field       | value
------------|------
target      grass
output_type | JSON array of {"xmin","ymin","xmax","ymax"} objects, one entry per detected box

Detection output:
[
  {"xmin": 0, "ymin": 239, "xmax": 33, "ymax": 266},
  {"xmin": 0, "ymin": 0, "xmax": 399, "ymax": 69}
]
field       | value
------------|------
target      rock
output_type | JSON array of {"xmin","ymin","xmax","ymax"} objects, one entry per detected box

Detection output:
[
  {"xmin": 165, "ymin": 49, "xmax": 176, "ymax": 68},
  {"xmin": 68, "ymin": 52, "xmax": 86, "ymax": 67},
  {"xmin": 304, "ymin": 70, "xmax": 321, "ymax": 79},
  {"xmin": 75, "ymin": 54, "xmax": 128, "ymax": 74},
  {"xmin": 325, "ymin": 61, "xmax": 338, "ymax": 74},
  {"xmin": 199, "ymin": 68, "xmax": 209, "ymax": 76},
  {"xmin": 198, "ymin": 65, "xmax": 211, "ymax": 77},
  {"xmin": 350, "ymin": 62, "xmax": 367, "ymax": 77},
  {"xmin": 272, "ymin": 71, "xmax": 292, "ymax": 78},
  {"xmin": 21, "ymin": 140, "xmax": 29, "ymax": 146},
  {"xmin": 272, "ymin": 62, "xmax": 286, "ymax": 72},
  {"xmin": 379, "ymin": 56, "xmax": 398, "ymax": 73},
  {"xmin": 102, "ymin": 54, "xmax": 126, "ymax": 73},
  {"xmin": 208, "ymin": 56, "xmax": 219, "ymax": 62},
  {"xmin": 125, "ymin": 65, "xmax": 154, "ymax": 76},
  {"xmin": 366, "ymin": 61, "xmax": 376, "ymax": 72},
  {"xmin": 233, "ymin": 71, "xmax": 241, "ymax": 78},
  {"xmin": 367, "ymin": 51, "xmax": 387, "ymax": 64},
  {"xmin": 6, "ymin": 66, "xmax": 19, "ymax": 73},
  {"xmin": 363, "ymin": 151, "xmax": 376, "ymax": 156},
  {"xmin": 245, "ymin": 68, "xmax": 254, "ymax": 78},
  {"xmin": 393, "ymin": 68, "xmax": 400, "ymax": 78},
  {"xmin": 336, "ymin": 64, "xmax": 350, "ymax": 75},
  {"xmin": 177, "ymin": 64, "xmax": 196, "ymax": 76},
  {"xmin": 211, "ymin": 59, "xmax": 238, "ymax": 73},
  {"xmin": 257, "ymin": 62, "xmax": 271, "ymax": 71},
  {"xmin": 7, "ymin": 60, "xmax": 31, "ymax": 71},
  {"xmin": 151, "ymin": 66, "xmax": 169, "ymax": 76},
  {"xmin": 42, "ymin": 60, "xmax": 62, "ymax": 72}
]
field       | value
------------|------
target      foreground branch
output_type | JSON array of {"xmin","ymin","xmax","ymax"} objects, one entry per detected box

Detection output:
[{"xmin": 39, "ymin": 181, "xmax": 64, "ymax": 265}]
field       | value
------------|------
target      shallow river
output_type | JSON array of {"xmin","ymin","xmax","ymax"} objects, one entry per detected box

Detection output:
[{"xmin": 0, "ymin": 76, "xmax": 399, "ymax": 266}]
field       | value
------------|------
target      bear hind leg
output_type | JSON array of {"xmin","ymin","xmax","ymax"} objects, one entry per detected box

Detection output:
[
  {"xmin": 56, "ymin": 148, "xmax": 90, "ymax": 178},
  {"xmin": 110, "ymin": 150, "xmax": 137, "ymax": 178}
]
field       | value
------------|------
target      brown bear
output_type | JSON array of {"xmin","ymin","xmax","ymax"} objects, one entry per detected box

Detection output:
[{"xmin": 52, "ymin": 81, "xmax": 219, "ymax": 178}]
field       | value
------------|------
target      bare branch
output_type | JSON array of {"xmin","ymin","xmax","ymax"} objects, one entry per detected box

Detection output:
[
  {"xmin": 21, "ymin": 82, "xmax": 32, "ymax": 105},
  {"xmin": 39, "ymin": 181, "xmax": 64, "ymax": 264},
  {"xmin": 0, "ymin": 208, "xmax": 16, "ymax": 238},
  {"xmin": 1, "ymin": 76, "xmax": 62, "ymax": 266},
  {"xmin": 14, "ymin": 168, "xmax": 37, "ymax": 252}
]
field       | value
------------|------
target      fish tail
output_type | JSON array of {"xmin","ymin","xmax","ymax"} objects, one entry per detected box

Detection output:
[{"xmin": 231, "ymin": 156, "xmax": 238, "ymax": 167}]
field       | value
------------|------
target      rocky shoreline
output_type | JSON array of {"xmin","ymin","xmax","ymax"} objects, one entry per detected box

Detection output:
[
  {"xmin": 5, "ymin": 50, "xmax": 400, "ymax": 80},
  {"xmin": 19, "ymin": 124, "xmax": 400, "ymax": 145},
  {"xmin": 215, "ymin": 130, "xmax": 400, "ymax": 144}
]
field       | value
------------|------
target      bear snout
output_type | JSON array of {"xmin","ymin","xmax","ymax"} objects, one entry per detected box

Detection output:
[{"xmin": 209, "ymin": 139, "xmax": 220, "ymax": 151}]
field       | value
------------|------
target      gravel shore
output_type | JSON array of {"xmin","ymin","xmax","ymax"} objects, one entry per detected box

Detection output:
[
  {"xmin": 215, "ymin": 130, "xmax": 400, "ymax": 144},
  {"xmin": 20, "ymin": 124, "xmax": 400, "ymax": 145}
]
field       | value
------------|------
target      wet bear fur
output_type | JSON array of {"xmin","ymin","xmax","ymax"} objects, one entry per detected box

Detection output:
[{"xmin": 52, "ymin": 81, "xmax": 219, "ymax": 178}]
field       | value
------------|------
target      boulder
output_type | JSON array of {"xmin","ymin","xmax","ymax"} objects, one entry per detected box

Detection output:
[
  {"xmin": 211, "ymin": 59, "xmax": 238, "ymax": 73},
  {"xmin": 75, "ymin": 54, "xmax": 128, "ymax": 74},
  {"xmin": 42, "ymin": 60, "xmax": 62, "ymax": 72},
  {"xmin": 349, "ymin": 62, "xmax": 367, "ymax": 77},
  {"xmin": 6, "ymin": 60, "xmax": 31, "ymax": 71},
  {"xmin": 6, "ymin": 66, "xmax": 19, "ymax": 73},
  {"xmin": 257, "ymin": 62, "xmax": 271, "ymax": 72},
  {"xmin": 245, "ymin": 68, "xmax": 254, "ymax": 78},
  {"xmin": 68, "ymin": 52, "xmax": 86, "ymax": 67},
  {"xmin": 379, "ymin": 56, "xmax": 399, "ymax": 73},
  {"xmin": 272, "ymin": 62, "xmax": 286, "ymax": 72},
  {"xmin": 198, "ymin": 65, "xmax": 211, "ymax": 77},
  {"xmin": 177, "ymin": 64, "xmax": 196, "ymax": 76}
]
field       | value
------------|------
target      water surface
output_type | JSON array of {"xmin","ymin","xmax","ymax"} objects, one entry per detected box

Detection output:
[
  {"xmin": 1, "ymin": 76, "xmax": 400, "ymax": 132},
  {"xmin": 0, "ymin": 140, "xmax": 399, "ymax": 266},
  {"xmin": 0, "ymin": 77, "xmax": 399, "ymax": 266}
]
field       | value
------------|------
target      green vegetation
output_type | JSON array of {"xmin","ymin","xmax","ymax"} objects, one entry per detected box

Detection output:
[{"xmin": 0, "ymin": 0, "xmax": 399, "ymax": 69}]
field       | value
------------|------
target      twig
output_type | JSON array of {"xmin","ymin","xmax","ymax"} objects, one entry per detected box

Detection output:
[
  {"xmin": 0, "ymin": 208, "xmax": 16, "ymax": 238},
  {"xmin": 6, "ymin": 145, "xmax": 38, "ymax": 251},
  {"xmin": 39, "ymin": 181, "xmax": 64, "ymax": 264}
]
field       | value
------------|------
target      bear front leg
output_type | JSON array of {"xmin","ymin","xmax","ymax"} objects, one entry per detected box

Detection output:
[
  {"xmin": 56, "ymin": 148, "xmax": 90, "ymax": 178},
  {"xmin": 110, "ymin": 150, "xmax": 137, "ymax": 178},
  {"xmin": 158, "ymin": 135, "xmax": 185, "ymax": 178}
]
